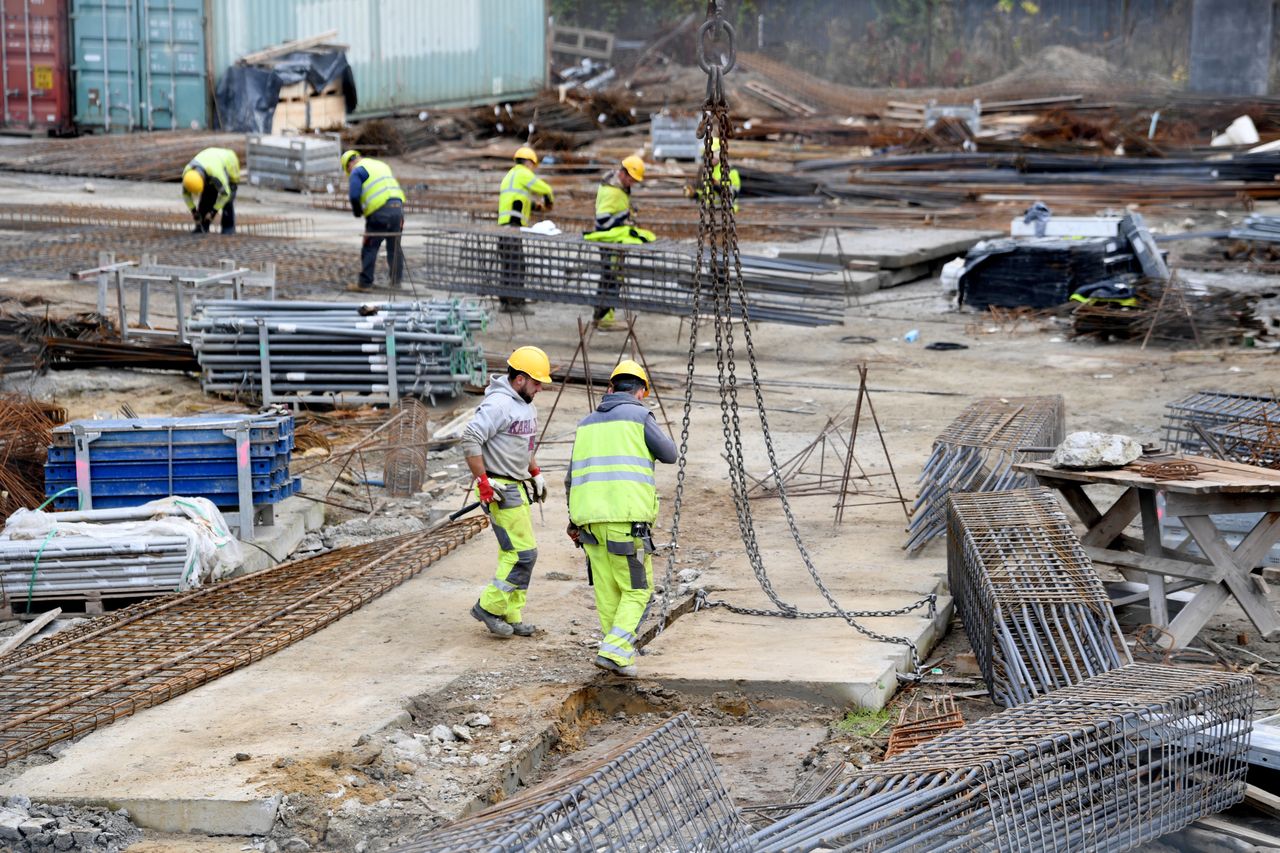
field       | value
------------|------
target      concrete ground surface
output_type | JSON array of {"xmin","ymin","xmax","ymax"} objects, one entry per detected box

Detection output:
[{"xmin": 2, "ymin": 167, "xmax": 1279, "ymax": 849}]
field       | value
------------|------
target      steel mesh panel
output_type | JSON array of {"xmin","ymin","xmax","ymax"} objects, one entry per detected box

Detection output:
[
  {"xmin": 747, "ymin": 664, "xmax": 1255, "ymax": 853},
  {"xmin": 946, "ymin": 488, "xmax": 1131, "ymax": 706},
  {"xmin": 419, "ymin": 226, "xmax": 845, "ymax": 327},
  {"xmin": 1161, "ymin": 390, "xmax": 1280, "ymax": 455},
  {"xmin": 394, "ymin": 713, "xmax": 751, "ymax": 853},
  {"xmin": 905, "ymin": 396, "xmax": 1065, "ymax": 552}
]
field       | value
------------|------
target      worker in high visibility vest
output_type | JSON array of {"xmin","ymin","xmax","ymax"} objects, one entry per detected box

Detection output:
[
  {"xmin": 464, "ymin": 346, "xmax": 553, "ymax": 639},
  {"xmin": 496, "ymin": 146, "xmax": 554, "ymax": 313},
  {"xmin": 182, "ymin": 147, "xmax": 240, "ymax": 234},
  {"xmin": 687, "ymin": 137, "xmax": 740, "ymax": 212},
  {"xmin": 565, "ymin": 360, "xmax": 676, "ymax": 676},
  {"xmin": 584, "ymin": 155, "xmax": 654, "ymax": 330},
  {"xmin": 342, "ymin": 149, "xmax": 406, "ymax": 292}
]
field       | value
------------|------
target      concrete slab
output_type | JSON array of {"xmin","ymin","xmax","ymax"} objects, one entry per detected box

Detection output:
[
  {"xmin": 232, "ymin": 496, "xmax": 325, "ymax": 574},
  {"xmin": 762, "ymin": 228, "xmax": 1000, "ymax": 269}
]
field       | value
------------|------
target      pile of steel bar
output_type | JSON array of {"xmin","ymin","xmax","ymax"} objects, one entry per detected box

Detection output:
[
  {"xmin": 905, "ymin": 395, "xmax": 1064, "ymax": 552},
  {"xmin": 0, "ymin": 519, "xmax": 487, "ymax": 766},
  {"xmin": 0, "ymin": 132, "xmax": 246, "ymax": 181},
  {"xmin": 419, "ymin": 226, "xmax": 847, "ymax": 327},
  {"xmin": 394, "ymin": 712, "xmax": 751, "ymax": 853},
  {"xmin": 882, "ymin": 694, "xmax": 965, "ymax": 759},
  {"xmin": 0, "ymin": 396, "xmax": 63, "ymax": 523},
  {"xmin": 946, "ymin": 488, "xmax": 1130, "ymax": 706},
  {"xmin": 189, "ymin": 300, "xmax": 488, "ymax": 406},
  {"xmin": 42, "ymin": 337, "xmax": 200, "ymax": 373},
  {"xmin": 0, "ymin": 203, "xmax": 309, "ymax": 238},
  {"xmin": 745, "ymin": 664, "xmax": 1255, "ymax": 853},
  {"xmin": 1162, "ymin": 390, "xmax": 1280, "ymax": 458}
]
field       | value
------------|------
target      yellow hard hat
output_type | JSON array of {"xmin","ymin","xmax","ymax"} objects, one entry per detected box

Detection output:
[
  {"xmin": 340, "ymin": 149, "xmax": 361, "ymax": 174},
  {"xmin": 610, "ymin": 359, "xmax": 649, "ymax": 397},
  {"xmin": 514, "ymin": 146, "xmax": 538, "ymax": 166},
  {"xmin": 507, "ymin": 346, "xmax": 552, "ymax": 384},
  {"xmin": 182, "ymin": 168, "xmax": 204, "ymax": 196},
  {"xmin": 621, "ymin": 155, "xmax": 645, "ymax": 182}
]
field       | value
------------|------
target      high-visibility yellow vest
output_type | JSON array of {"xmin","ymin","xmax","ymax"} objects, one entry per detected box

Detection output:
[
  {"xmin": 498, "ymin": 163, "xmax": 553, "ymax": 226},
  {"xmin": 698, "ymin": 164, "xmax": 741, "ymax": 212},
  {"xmin": 568, "ymin": 404, "xmax": 658, "ymax": 525},
  {"xmin": 357, "ymin": 157, "xmax": 406, "ymax": 217},
  {"xmin": 594, "ymin": 176, "xmax": 631, "ymax": 231},
  {"xmin": 183, "ymin": 147, "xmax": 240, "ymax": 211}
]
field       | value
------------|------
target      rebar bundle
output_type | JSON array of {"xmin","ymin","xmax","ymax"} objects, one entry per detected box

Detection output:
[
  {"xmin": 746, "ymin": 664, "xmax": 1255, "ymax": 853},
  {"xmin": 0, "ymin": 396, "xmax": 63, "ymax": 523},
  {"xmin": 383, "ymin": 398, "xmax": 431, "ymax": 496},
  {"xmin": 1162, "ymin": 390, "xmax": 1280, "ymax": 459},
  {"xmin": 0, "ymin": 519, "xmax": 487, "ymax": 766},
  {"xmin": 393, "ymin": 712, "xmax": 751, "ymax": 853},
  {"xmin": 419, "ymin": 226, "xmax": 846, "ymax": 327},
  {"xmin": 882, "ymin": 694, "xmax": 965, "ymax": 758},
  {"xmin": 905, "ymin": 395, "xmax": 1064, "ymax": 552},
  {"xmin": 189, "ymin": 300, "xmax": 489, "ymax": 406},
  {"xmin": 947, "ymin": 488, "xmax": 1131, "ymax": 706}
]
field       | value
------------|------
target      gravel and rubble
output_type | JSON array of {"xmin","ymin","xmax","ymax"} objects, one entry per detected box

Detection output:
[{"xmin": 0, "ymin": 796, "xmax": 141, "ymax": 852}]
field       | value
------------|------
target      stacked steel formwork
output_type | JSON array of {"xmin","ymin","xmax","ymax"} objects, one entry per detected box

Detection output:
[
  {"xmin": 947, "ymin": 488, "xmax": 1131, "ymax": 706},
  {"xmin": 746, "ymin": 664, "xmax": 1255, "ymax": 853},
  {"xmin": 905, "ymin": 395, "xmax": 1065, "ymax": 552},
  {"xmin": 394, "ymin": 713, "xmax": 752, "ymax": 853},
  {"xmin": 189, "ymin": 300, "xmax": 488, "ymax": 407},
  {"xmin": 419, "ymin": 226, "xmax": 847, "ymax": 328}
]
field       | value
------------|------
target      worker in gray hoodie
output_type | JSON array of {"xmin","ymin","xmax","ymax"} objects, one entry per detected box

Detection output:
[{"xmin": 463, "ymin": 346, "xmax": 553, "ymax": 638}]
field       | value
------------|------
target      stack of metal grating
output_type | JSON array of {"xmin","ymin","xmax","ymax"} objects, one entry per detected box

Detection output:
[
  {"xmin": 393, "ymin": 713, "xmax": 752, "ymax": 853},
  {"xmin": 188, "ymin": 300, "xmax": 488, "ymax": 406},
  {"xmin": 947, "ymin": 488, "xmax": 1131, "ymax": 706},
  {"xmin": 746, "ymin": 664, "xmax": 1255, "ymax": 852},
  {"xmin": 419, "ymin": 226, "xmax": 847, "ymax": 327},
  {"xmin": 43, "ymin": 413, "xmax": 298, "ymax": 539},
  {"xmin": 1162, "ymin": 389, "xmax": 1280, "ymax": 464},
  {"xmin": 905, "ymin": 395, "xmax": 1064, "ymax": 552}
]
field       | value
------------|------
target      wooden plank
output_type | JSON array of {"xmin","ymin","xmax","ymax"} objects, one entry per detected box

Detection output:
[
  {"xmin": 1080, "ymin": 489, "xmax": 1140, "ymax": 549},
  {"xmin": 0, "ymin": 607, "xmax": 61, "ymax": 656},
  {"xmin": 1193, "ymin": 816, "xmax": 1280, "ymax": 848},
  {"xmin": 1182, "ymin": 514, "xmax": 1280, "ymax": 636},
  {"xmin": 1164, "ymin": 492, "xmax": 1280, "ymax": 517},
  {"xmin": 1161, "ymin": 583, "xmax": 1232, "ymax": 648},
  {"xmin": 1139, "ymin": 490, "xmax": 1169, "ymax": 626},
  {"xmin": 1084, "ymin": 546, "xmax": 1223, "ymax": 584},
  {"xmin": 1244, "ymin": 783, "xmax": 1280, "ymax": 820},
  {"xmin": 240, "ymin": 30, "xmax": 342, "ymax": 65},
  {"xmin": 1018, "ymin": 457, "xmax": 1280, "ymax": 494}
]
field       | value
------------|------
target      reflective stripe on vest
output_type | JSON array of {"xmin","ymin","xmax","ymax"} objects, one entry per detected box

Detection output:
[
  {"xmin": 594, "ymin": 182, "xmax": 631, "ymax": 230},
  {"xmin": 358, "ymin": 158, "xmax": 406, "ymax": 217},
  {"xmin": 568, "ymin": 405, "xmax": 658, "ymax": 525}
]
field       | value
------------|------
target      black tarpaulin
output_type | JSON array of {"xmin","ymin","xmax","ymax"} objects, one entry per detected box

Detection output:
[{"xmin": 214, "ymin": 50, "xmax": 358, "ymax": 133}]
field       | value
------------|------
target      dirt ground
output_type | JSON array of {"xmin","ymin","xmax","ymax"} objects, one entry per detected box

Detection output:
[{"xmin": 1, "ymin": 169, "xmax": 1279, "ymax": 850}]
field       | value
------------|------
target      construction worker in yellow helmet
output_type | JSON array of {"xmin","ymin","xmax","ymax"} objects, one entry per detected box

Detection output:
[
  {"xmin": 566, "ymin": 358, "xmax": 675, "ymax": 677},
  {"xmin": 496, "ymin": 146, "xmax": 555, "ymax": 314},
  {"xmin": 584, "ymin": 155, "xmax": 655, "ymax": 330},
  {"xmin": 463, "ymin": 345, "xmax": 553, "ymax": 639},
  {"xmin": 182, "ymin": 147, "xmax": 240, "ymax": 234},
  {"xmin": 342, "ymin": 149, "xmax": 406, "ymax": 292}
]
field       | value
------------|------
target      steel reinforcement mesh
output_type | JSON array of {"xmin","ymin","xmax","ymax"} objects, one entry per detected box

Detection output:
[
  {"xmin": 393, "ymin": 713, "xmax": 751, "ymax": 853},
  {"xmin": 0, "ymin": 519, "xmax": 487, "ymax": 766},
  {"xmin": 905, "ymin": 395, "xmax": 1065, "ymax": 552},
  {"xmin": 747, "ymin": 664, "xmax": 1255, "ymax": 853},
  {"xmin": 947, "ymin": 488, "xmax": 1131, "ymax": 706}
]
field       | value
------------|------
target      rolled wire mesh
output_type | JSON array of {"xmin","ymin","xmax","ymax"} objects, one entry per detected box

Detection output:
[
  {"xmin": 745, "ymin": 664, "xmax": 1255, "ymax": 853},
  {"xmin": 383, "ymin": 398, "xmax": 431, "ymax": 497},
  {"xmin": 946, "ymin": 488, "xmax": 1131, "ymax": 706},
  {"xmin": 393, "ymin": 713, "xmax": 751, "ymax": 853},
  {"xmin": 1161, "ymin": 390, "xmax": 1280, "ymax": 456},
  {"xmin": 905, "ymin": 396, "xmax": 1065, "ymax": 552}
]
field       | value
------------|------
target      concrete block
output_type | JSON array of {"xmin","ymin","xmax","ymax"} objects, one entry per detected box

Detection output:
[{"xmin": 234, "ymin": 497, "xmax": 326, "ymax": 575}]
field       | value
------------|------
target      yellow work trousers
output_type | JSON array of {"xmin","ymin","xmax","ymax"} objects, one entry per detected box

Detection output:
[
  {"xmin": 581, "ymin": 521, "xmax": 653, "ymax": 666},
  {"xmin": 477, "ymin": 478, "xmax": 537, "ymax": 623}
]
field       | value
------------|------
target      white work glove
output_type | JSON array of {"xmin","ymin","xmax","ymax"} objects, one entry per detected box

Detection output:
[{"xmin": 529, "ymin": 468, "xmax": 548, "ymax": 503}]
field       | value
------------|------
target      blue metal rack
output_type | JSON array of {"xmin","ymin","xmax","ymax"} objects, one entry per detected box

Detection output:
[{"xmin": 45, "ymin": 413, "xmax": 299, "ymax": 541}]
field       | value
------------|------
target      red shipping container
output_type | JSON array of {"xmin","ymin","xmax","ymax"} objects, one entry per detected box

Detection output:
[{"xmin": 1, "ymin": 0, "xmax": 71, "ymax": 134}]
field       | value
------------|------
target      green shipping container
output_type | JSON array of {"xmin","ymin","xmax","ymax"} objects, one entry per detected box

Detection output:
[{"xmin": 70, "ymin": 0, "xmax": 208, "ymax": 131}]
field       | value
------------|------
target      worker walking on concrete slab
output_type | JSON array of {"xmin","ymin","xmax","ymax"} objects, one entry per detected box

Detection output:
[
  {"xmin": 342, "ymin": 149, "xmax": 406, "ymax": 292},
  {"xmin": 688, "ymin": 137, "xmax": 740, "ymax": 212},
  {"xmin": 584, "ymin": 156, "xmax": 654, "ymax": 330},
  {"xmin": 497, "ymin": 146, "xmax": 554, "ymax": 313},
  {"xmin": 464, "ymin": 345, "xmax": 552, "ymax": 639},
  {"xmin": 565, "ymin": 360, "xmax": 677, "ymax": 677},
  {"xmin": 182, "ymin": 147, "xmax": 240, "ymax": 235}
]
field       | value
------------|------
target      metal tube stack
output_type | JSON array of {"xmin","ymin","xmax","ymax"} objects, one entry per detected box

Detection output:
[
  {"xmin": 0, "ymin": 535, "xmax": 193, "ymax": 601},
  {"xmin": 905, "ymin": 395, "xmax": 1064, "ymax": 552},
  {"xmin": 947, "ymin": 488, "xmax": 1131, "ymax": 706},
  {"xmin": 746, "ymin": 664, "xmax": 1255, "ymax": 853},
  {"xmin": 189, "ymin": 299, "xmax": 489, "ymax": 406}
]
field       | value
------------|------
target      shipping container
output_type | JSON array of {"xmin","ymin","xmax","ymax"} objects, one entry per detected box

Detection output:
[
  {"xmin": 208, "ymin": 0, "xmax": 547, "ymax": 117},
  {"xmin": 1, "ymin": 0, "xmax": 73, "ymax": 134},
  {"xmin": 69, "ymin": 0, "xmax": 208, "ymax": 132}
]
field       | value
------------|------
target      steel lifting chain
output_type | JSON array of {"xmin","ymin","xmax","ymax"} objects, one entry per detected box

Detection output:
[{"xmin": 659, "ymin": 0, "xmax": 935, "ymax": 680}]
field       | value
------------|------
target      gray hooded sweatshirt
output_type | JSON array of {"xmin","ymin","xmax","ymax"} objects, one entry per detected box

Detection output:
[{"xmin": 460, "ymin": 374, "xmax": 538, "ymax": 480}]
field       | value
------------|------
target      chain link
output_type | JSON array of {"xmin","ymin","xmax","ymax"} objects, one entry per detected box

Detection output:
[{"xmin": 658, "ymin": 0, "xmax": 936, "ymax": 680}]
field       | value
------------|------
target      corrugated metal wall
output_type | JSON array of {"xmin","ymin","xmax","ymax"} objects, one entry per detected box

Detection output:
[{"xmin": 209, "ymin": 0, "xmax": 547, "ymax": 116}]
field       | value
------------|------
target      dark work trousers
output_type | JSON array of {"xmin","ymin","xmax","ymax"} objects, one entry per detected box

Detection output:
[
  {"xmin": 193, "ymin": 181, "xmax": 236, "ymax": 234},
  {"xmin": 360, "ymin": 202, "xmax": 405, "ymax": 287},
  {"xmin": 594, "ymin": 247, "xmax": 623, "ymax": 321},
  {"xmin": 498, "ymin": 219, "xmax": 526, "ymax": 306}
]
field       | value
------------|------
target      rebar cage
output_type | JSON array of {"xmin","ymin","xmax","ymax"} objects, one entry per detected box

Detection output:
[{"xmin": 1162, "ymin": 390, "xmax": 1280, "ymax": 466}]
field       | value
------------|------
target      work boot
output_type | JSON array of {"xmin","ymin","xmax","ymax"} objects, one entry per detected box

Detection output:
[
  {"xmin": 346, "ymin": 282, "xmax": 373, "ymax": 292},
  {"xmin": 594, "ymin": 308, "xmax": 617, "ymax": 331},
  {"xmin": 593, "ymin": 654, "xmax": 637, "ymax": 678},
  {"xmin": 471, "ymin": 602, "xmax": 514, "ymax": 638},
  {"xmin": 510, "ymin": 622, "xmax": 536, "ymax": 637}
]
